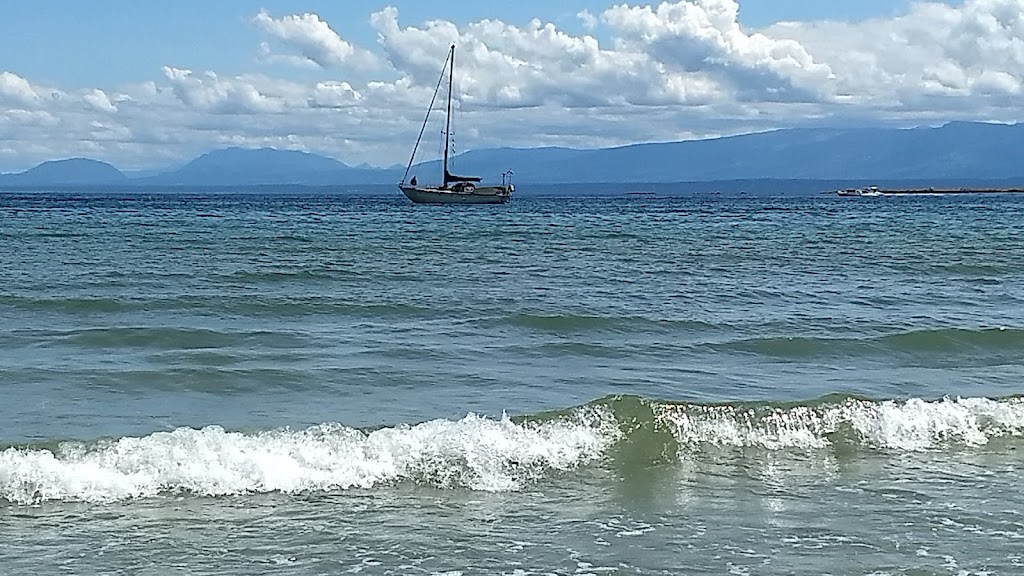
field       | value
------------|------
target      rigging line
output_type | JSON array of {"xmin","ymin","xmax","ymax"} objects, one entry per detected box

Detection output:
[{"xmin": 402, "ymin": 48, "xmax": 451, "ymax": 185}]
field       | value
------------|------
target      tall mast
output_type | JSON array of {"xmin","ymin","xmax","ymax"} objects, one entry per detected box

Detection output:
[{"xmin": 443, "ymin": 44, "xmax": 454, "ymax": 185}]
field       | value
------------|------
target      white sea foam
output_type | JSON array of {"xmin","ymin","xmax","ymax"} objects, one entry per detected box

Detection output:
[
  {"xmin": 0, "ymin": 409, "xmax": 617, "ymax": 504},
  {"xmin": 849, "ymin": 397, "xmax": 1024, "ymax": 450},
  {"xmin": 661, "ymin": 404, "xmax": 835, "ymax": 450},
  {"xmin": 659, "ymin": 397, "xmax": 1024, "ymax": 452}
]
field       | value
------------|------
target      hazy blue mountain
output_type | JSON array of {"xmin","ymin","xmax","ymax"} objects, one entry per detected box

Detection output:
[
  {"xmin": 425, "ymin": 122, "xmax": 1024, "ymax": 184},
  {"xmin": 3, "ymin": 122, "xmax": 1023, "ymax": 189},
  {"xmin": 0, "ymin": 158, "xmax": 126, "ymax": 185},
  {"xmin": 137, "ymin": 147, "xmax": 400, "ymax": 186}
]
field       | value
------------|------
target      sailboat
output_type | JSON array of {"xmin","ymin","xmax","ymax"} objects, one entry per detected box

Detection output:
[{"xmin": 399, "ymin": 44, "xmax": 514, "ymax": 204}]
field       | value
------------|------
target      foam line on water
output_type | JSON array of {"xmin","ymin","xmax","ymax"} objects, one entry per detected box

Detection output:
[
  {"xmin": 0, "ymin": 408, "xmax": 617, "ymax": 504},
  {"xmin": 656, "ymin": 396, "xmax": 1024, "ymax": 451}
]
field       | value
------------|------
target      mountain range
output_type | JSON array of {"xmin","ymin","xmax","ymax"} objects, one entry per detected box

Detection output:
[{"xmin": 2, "ymin": 121, "xmax": 1023, "ymax": 189}]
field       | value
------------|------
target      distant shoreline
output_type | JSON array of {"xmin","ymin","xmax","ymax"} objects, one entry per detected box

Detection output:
[{"xmin": 6, "ymin": 181, "xmax": 1024, "ymax": 198}]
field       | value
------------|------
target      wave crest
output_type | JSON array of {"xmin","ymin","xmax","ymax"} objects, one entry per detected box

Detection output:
[
  {"xmin": 655, "ymin": 395, "xmax": 1024, "ymax": 451},
  {"xmin": 5, "ymin": 394, "xmax": 1024, "ymax": 504},
  {"xmin": 0, "ymin": 409, "xmax": 617, "ymax": 504}
]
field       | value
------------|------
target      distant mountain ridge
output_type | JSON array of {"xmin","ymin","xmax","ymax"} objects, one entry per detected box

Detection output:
[
  {"xmin": 2, "ymin": 158, "xmax": 127, "ymax": 185},
  {"xmin": 2, "ymin": 122, "xmax": 1023, "ymax": 188},
  {"xmin": 134, "ymin": 147, "xmax": 400, "ymax": 186},
  {"xmin": 427, "ymin": 121, "xmax": 1024, "ymax": 183}
]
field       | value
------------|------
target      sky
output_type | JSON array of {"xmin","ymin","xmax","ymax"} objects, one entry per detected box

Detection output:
[{"xmin": 3, "ymin": 0, "xmax": 1020, "ymax": 173}]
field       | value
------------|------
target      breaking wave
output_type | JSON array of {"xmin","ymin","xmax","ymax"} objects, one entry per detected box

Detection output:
[
  {"xmin": 0, "ymin": 409, "xmax": 616, "ymax": 504},
  {"xmin": 651, "ymin": 394, "xmax": 1024, "ymax": 451},
  {"xmin": 4, "ymin": 394, "xmax": 1024, "ymax": 504}
]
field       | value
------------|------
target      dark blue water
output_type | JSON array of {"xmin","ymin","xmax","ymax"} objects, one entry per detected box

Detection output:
[{"xmin": 2, "ymin": 191, "xmax": 1023, "ymax": 575}]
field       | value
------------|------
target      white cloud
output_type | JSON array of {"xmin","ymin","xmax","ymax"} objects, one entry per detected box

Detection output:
[
  {"xmin": 3, "ymin": 0, "xmax": 1024, "ymax": 173},
  {"xmin": 256, "ymin": 41, "xmax": 321, "ymax": 70},
  {"xmin": 578, "ymin": 10, "xmax": 599, "ymax": 30},
  {"xmin": 601, "ymin": 0, "xmax": 834, "ymax": 102},
  {"xmin": 370, "ymin": 6, "xmax": 715, "ymax": 109},
  {"xmin": 162, "ymin": 67, "xmax": 289, "ymax": 114},
  {"xmin": 83, "ymin": 89, "xmax": 117, "ymax": 112},
  {"xmin": 766, "ymin": 0, "xmax": 1024, "ymax": 106},
  {"xmin": 2, "ymin": 108, "xmax": 58, "ymax": 126},
  {"xmin": 311, "ymin": 81, "xmax": 363, "ymax": 108},
  {"xmin": 253, "ymin": 10, "xmax": 380, "ymax": 70},
  {"xmin": 1, "ymin": 72, "xmax": 44, "ymax": 106},
  {"xmin": 87, "ymin": 120, "xmax": 132, "ymax": 141}
]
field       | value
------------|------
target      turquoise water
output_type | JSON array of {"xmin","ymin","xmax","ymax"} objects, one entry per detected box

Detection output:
[{"xmin": 2, "ymin": 191, "xmax": 1024, "ymax": 575}]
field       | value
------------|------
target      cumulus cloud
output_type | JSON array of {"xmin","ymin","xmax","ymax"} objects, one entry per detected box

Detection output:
[
  {"xmin": 370, "ymin": 6, "xmax": 713, "ymax": 109},
  {"xmin": 366, "ymin": 0, "xmax": 1024, "ymax": 125},
  {"xmin": 2, "ymin": 108, "xmax": 58, "ymax": 126},
  {"xmin": 162, "ymin": 67, "xmax": 289, "ymax": 114},
  {"xmin": 83, "ymin": 89, "xmax": 117, "ymax": 112},
  {"xmin": 767, "ymin": 0, "xmax": 1024, "ymax": 106},
  {"xmin": 364, "ymin": 1, "xmax": 846, "ymax": 111},
  {"xmin": 602, "ymin": 0, "xmax": 834, "ymax": 102},
  {"xmin": 578, "ymin": 10, "xmax": 599, "ymax": 30},
  {"xmin": 253, "ymin": 10, "xmax": 380, "ymax": 70},
  {"xmin": 310, "ymin": 81, "xmax": 363, "ymax": 108},
  {"xmin": 87, "ymin": 120, "xmax": 132, "ymax": 141},
  {"xmin": 256, "ymin": 41, "xmax": 321, "ymax": 70},
  {"xmin": 1, "ymin": 72, "xmax": 44, "ymax": 106}
]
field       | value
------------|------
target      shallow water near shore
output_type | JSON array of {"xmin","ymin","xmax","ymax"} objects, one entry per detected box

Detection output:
[{"xmin": 2, "ymin": 190, "xmax": 1024, "ymax": 575}]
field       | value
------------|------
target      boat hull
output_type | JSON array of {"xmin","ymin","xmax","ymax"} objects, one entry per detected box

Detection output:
[{"xmin": 399, "ymin": 185, "xmax": 512, "ymax": 205}]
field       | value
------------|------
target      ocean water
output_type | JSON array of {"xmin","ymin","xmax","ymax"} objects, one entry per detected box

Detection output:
[{"xmin": 2, "ymin": 190, "xmax": 1024, "ymax": 575}]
